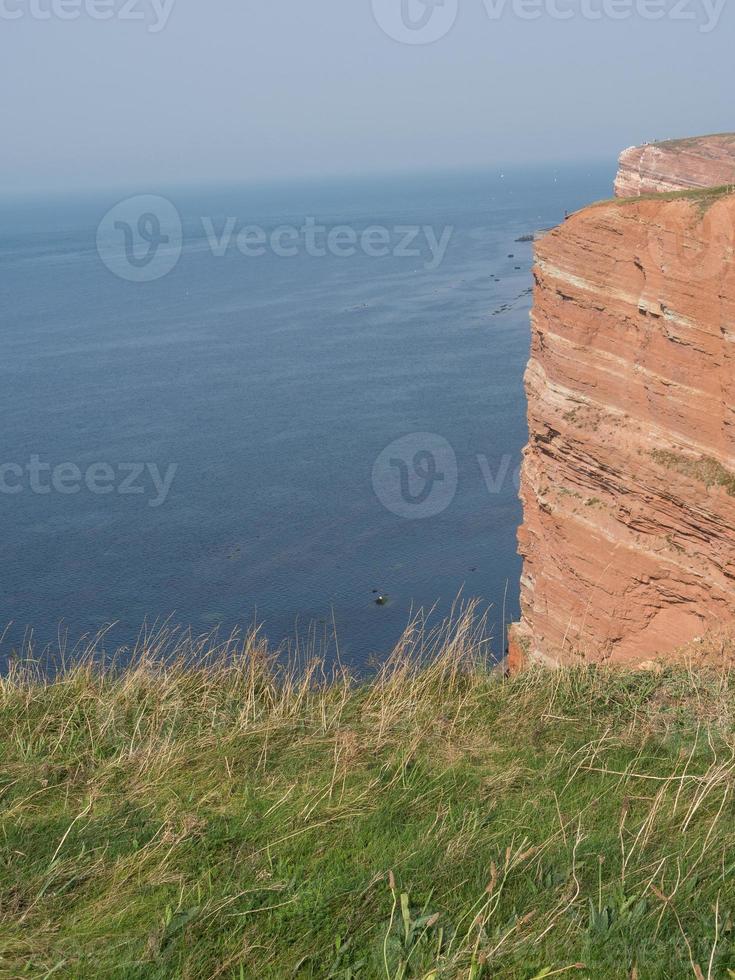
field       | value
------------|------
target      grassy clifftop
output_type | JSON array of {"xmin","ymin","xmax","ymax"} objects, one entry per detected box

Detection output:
[{"xmin": 2, "ymin": 609, "xmax": 735, "ymax": 979}]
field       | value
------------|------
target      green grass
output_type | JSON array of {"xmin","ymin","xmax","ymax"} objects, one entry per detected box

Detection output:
[{"xmin": 2, "ymin": 607, "xmax": 735, "ymax": 978}]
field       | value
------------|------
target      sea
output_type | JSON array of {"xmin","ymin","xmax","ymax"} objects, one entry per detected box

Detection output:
[{"xmin": 0, "ymin": 163, "xmax": 614, "ymax": 668}]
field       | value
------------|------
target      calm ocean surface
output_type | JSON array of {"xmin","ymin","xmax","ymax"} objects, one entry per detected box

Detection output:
[{"xmin": 0, "ymin": 164, "xmax": 614, "ymax": 667}]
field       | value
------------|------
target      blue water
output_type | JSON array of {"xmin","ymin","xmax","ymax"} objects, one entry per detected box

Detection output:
[{"xmin": 0, "ymin": 164, "xmax": 614, "ymax": 666}]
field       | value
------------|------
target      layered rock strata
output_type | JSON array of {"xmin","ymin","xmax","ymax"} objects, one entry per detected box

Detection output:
[
  {"xmin": 510, "ymin": 141, "xmax": 735, "ymax": 668},
  {"xmin": 615, "ymin": 133, "xmax": 735, "ymax": 197}
]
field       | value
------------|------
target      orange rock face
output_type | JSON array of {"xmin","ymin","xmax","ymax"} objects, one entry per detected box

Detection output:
[
  {"xmin": 615, "ymin": 133, "xmax": 735, "ymax": 197},
  {"xmin": 512, "ymin": 141, "xmax": 735, "ymax": 667}
]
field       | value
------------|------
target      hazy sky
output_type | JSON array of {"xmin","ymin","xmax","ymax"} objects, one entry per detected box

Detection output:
[{"xmin": 1, "ymin": 0, "xmax": 733, "ymax": 193}]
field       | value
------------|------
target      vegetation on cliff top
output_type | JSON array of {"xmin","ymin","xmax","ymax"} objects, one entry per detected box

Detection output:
[
  {"xmin": 2, "ymin": 608, "xmax": 735, "ymax": 979},
  {"xmin": 655, "ymin": 132, "xmax": 735, "ymax": 151},
  {"xmin": 584, "ymin": 182, "xmax": 735, "ymax": 213}
]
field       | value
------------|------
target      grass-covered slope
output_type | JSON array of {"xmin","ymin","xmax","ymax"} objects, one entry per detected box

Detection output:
[{"xmin": 2, "ymin": 609, "xmax": 735, "ymax": 979}]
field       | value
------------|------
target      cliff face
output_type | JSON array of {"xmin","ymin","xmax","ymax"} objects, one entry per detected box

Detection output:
[
  {"xmin": 615, "ymin": 133, "xmax": 735, "ymax": 197},
  {"xmin": 511, "ymin": 140, "xmax": 735, "ymax": 668}
]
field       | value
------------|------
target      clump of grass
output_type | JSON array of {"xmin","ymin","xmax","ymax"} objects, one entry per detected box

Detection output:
[
  {"xmin": 2, "ymin": 607, "xmax": 735, "ymax": 978},
  {"xmin": 652, "ymin": 449, "xmax": 735, "ymax": 496}
]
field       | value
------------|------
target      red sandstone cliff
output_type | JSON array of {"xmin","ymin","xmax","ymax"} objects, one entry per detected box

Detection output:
[
  {"xmin": 510, "ymin": 137, "xmax": 735, "ymax": 668},
  {"xmin": 615, "ymin": 133, "xmax": 735, "ymax": 197}
]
